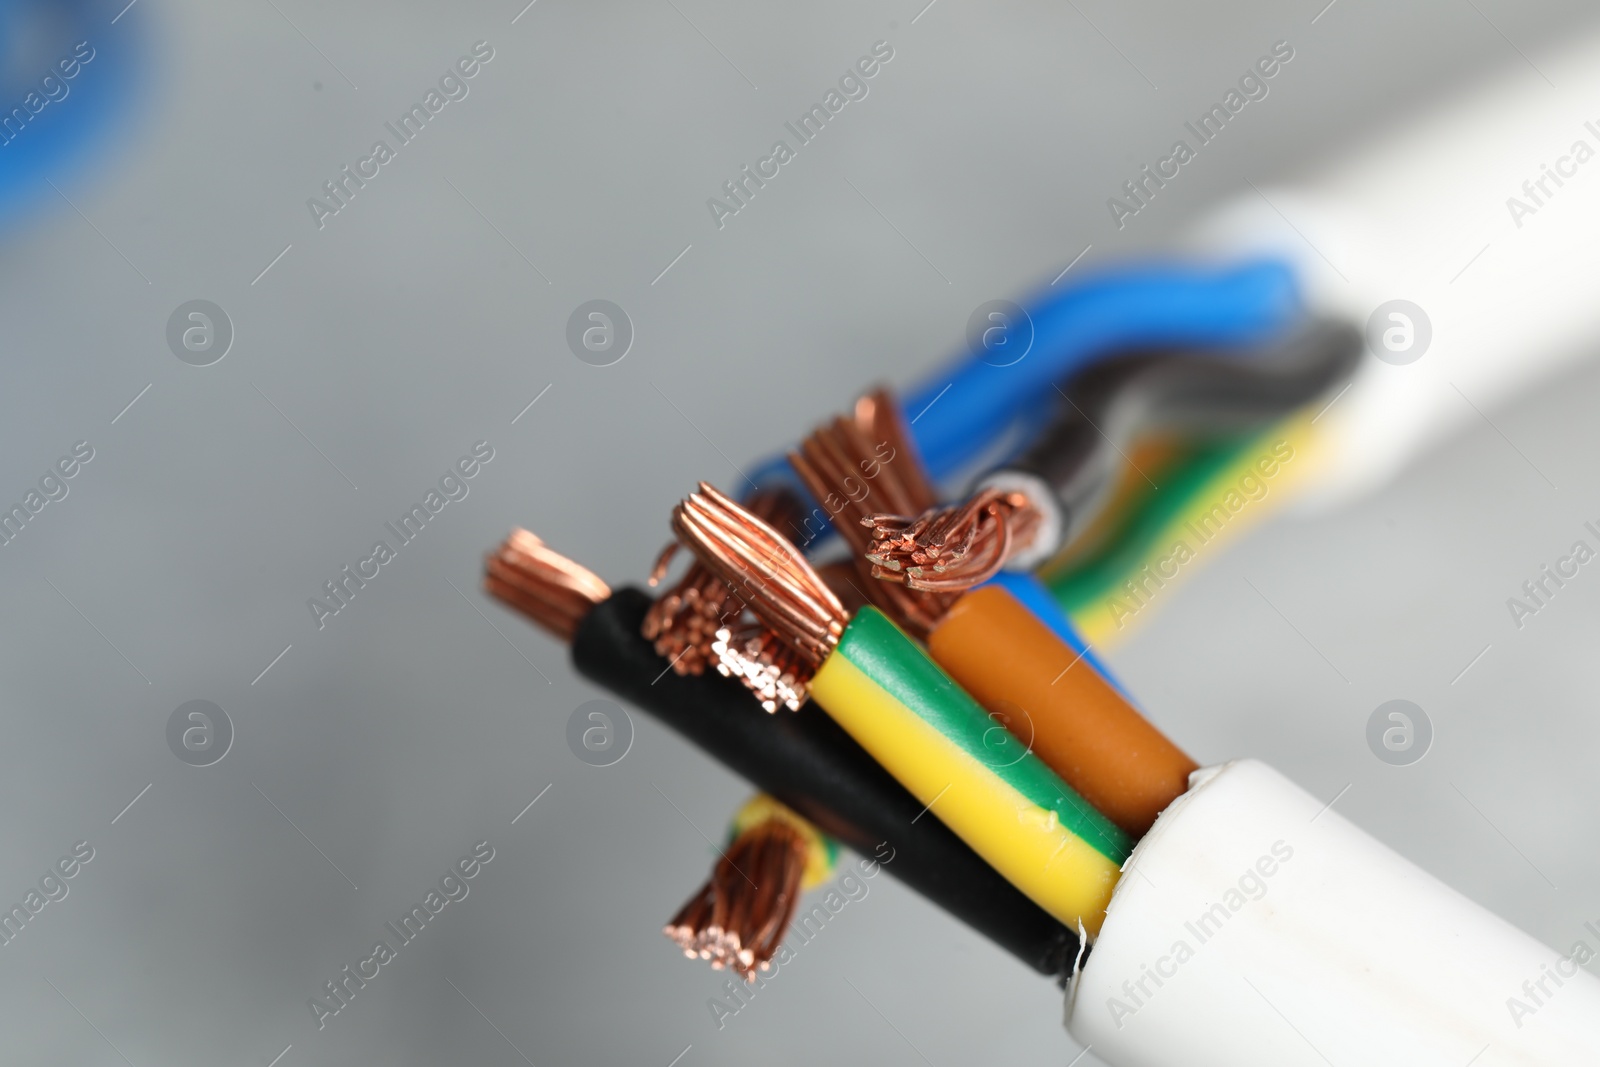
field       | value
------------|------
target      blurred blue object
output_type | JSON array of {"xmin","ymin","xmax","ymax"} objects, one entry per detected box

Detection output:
[{"xmin": 0, "ymin": 0, "xmax": 144, "ymax": 230}]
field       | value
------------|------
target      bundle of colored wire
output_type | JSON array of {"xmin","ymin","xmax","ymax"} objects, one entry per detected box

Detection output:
[
  {"xmin": 928, "ymin": 585, "xmax": 1196, "ymax": 836},
  {"xmin": 671, "ymin": 484, "xmax": 1132, "ymax": 936},
  {"xmin": 1046, "ymin": 428, "xmax": 1293, "ymax": 643},
  {"xmin": 749, "ymin": 260, "xmax": 1304, "ymax": 500},
  {"xmin": 792, "ymin": 404, "xmax": 1195, "ymax": 837},
  {"xmin": 664, "ymin": 795, "xmax": 837, "ymax": 980},
  {"xmin": 1045, "ymin": 434, "xmax": 1245, "ymax": 583},
  {"xmin": 863, "ymin": 320, "xmax": 1360, "ymax": 592},
  {"xmin": 1041, "ymin": 434, "xmax": 1194, "ymax": 573},
  {"xmin": 483, "ymin": 533, "xmax": 1082, "ymax": 977}
]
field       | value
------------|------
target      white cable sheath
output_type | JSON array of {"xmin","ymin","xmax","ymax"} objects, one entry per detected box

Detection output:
[
  {"xmin": 1190, "ymin": 26, "xmax": 1600, "ymax": 506},
  {"xmin": 1064, "ymin": 760, "xmax": 1600, "ymax": 1065}
]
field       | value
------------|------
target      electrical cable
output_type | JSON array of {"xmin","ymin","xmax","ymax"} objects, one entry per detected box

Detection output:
[
  {"xmin": 1040, "ymin": 434, "xmax": 1195, "ymax": 574},
  {"xmin": 1049, "ymin": 419, "xmax": 1315, "ymax": 645},
  {"xmin": 981, "ymin": 571, "xmax": 1125, "ymax": 698},
  {"xmin": 670, "ymin": 484, "xmax": 1132, "ymax": 937},
  {"xmin": 1067, "ymin": 759, "xmax": 1600, "ymax": 1064},
  {"xmin": 483, "ymin": 531, "xmax": 1083, "ymax": 978},
  {"xmin": 927, "ymin": 585, "xmax": 1195, "ymax": 837},
  {"xmin": 1194, "ymin": 25, "xmax": 1600, "ymax": 512},
  {"xmin": 861, "ymin": 320, "xmax": 1361, "ymax": 592},
  {"xmin": 1043, "ymin": 434, "xmax": 1253, "ymax": 608},
  {"xmin": 792, "ymin": 399, "xmax": 1195, "ymax": 838},
  {"xmin": 747, "ymin": 259, "xmax": 1304, "ymax": 511}
]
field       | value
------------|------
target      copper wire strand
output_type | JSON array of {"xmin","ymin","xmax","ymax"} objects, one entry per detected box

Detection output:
[
  {"xmin": 483, "ymin": 529, "xmax": 611, "ymax": 643},
  {"xmin": 642, "ymin": 489, "xmax": 802, "ymax": 677},
  {"xmin": 862, "ymin": 487, "xmax": 1043, "ymax": 594},
  {"xmin": 676, "ymin": 488, "xmax": 842, "ymax": 655},
  {"xmin": 787, "ymin": 388, "xmax": 960, "ymax": 635},
  {"xmin": 663, "ymin": 819, "xmax": 809, "ymax": 981},
  {"xmin": 669, "ymin": 482, "xmax": 847, "ymax": 711}
]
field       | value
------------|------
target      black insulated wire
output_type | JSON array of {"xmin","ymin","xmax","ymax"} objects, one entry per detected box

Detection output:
[{"xmin": 571, "ymin": 587, "xmax": 1082, "ymax": 979}]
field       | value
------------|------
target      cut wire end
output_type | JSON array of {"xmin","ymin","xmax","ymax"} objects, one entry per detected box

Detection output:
[
  {"xmin": 644, "ymin": 488, "xmax": 802, "ymax": 678},
  {"xmin": 484, "ymin": 529, "xmax": 611, "ymax": 643},
  {"xmin": 670, "ymin": 482, "xmax": 847, "ymax": 710},
  {"xmin": 711, "ymin": 622, "xmax": 812, "ymax": 714},
  {"xmin": 863, "ymin": 488, "xmax": 1043, "ymax": 593},
  {"xmin": 788, "ymin": 388, "xmax": 959, "ymax": 637},
  {"xmin": 664, "ymin": 816, "xmax": 810, "ymax": 981}
]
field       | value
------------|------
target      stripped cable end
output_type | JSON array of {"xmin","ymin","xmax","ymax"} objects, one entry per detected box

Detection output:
[
  {"xmin": 789, "ymin": 388, "xmax": 958, "ymax": 636},
  {"xmin": 664, "ymin": 800, "xmax": 829, "ymax": 981},
  {"xmin": 669, "ymin": 483, "xmax": 847, "ymax": 710},
  {"xmin": 483, "ymin": 529, "xmax": 611, "ymax": 643},
  {"xmin": 711, "ymin": 622, "xmax": 811, "ymax": 713},
  {"xmin": 644, "ymin": 488, "xmax": 802, "ymax": 679},
  {"xmin": 863, "ymin": 488, "xmax": 1042, "ymax": 593}
]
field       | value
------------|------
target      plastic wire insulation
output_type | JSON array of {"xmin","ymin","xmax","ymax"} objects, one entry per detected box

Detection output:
[
  {"xmin": 1067, "ymin": 760, "xmax": 1600, "ymax": 1064},
  {"xmin": 1043, "ymin": 436, "xmax": 1250, "ymax": 605},
  {"xmin": 979, "ymin": 572, "xmax": 1123, "ymax": 693},
  {"xmin": 746, "ymin": 259, "xmax": 1303, "ymax": 505},
  {"xmin": 927, "ymin": 586, "xmax": 1197, "ymax": 838},
  {"xmin": 1050, "ymin": 420, "xmax": 1315, "ymax": 645},
  {"xmin": 1043, "ymin": 435, "xmax": 1192, "ymax": 572},
  {"xmin": 906, "ymin": 260, "xmax": 1304, "ymax": 481},
  {"xmin": 727, "ymin": 795, "xmax": 840, "ymax": 890},
  {"xmin": 810, "ymin": 606, "xmax": 1128, "ymax": 937},
  {"xmin": 571, "ymin": 588, "xmax": 1082, "ymax": 976},
  {"xmin": 982, "ymin": 320, "xmax": 1360, "ymax": 562}
]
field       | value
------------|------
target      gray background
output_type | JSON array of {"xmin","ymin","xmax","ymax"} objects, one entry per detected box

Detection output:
[{"xmin": 2, "ymin": 0, "xmax": 1598, "ymax": 1063}]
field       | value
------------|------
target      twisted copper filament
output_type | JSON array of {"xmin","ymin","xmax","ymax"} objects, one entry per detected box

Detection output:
[
  {"xmin": 863, "ymin": 488, "xmax": 1042, "ymax": 593},
  {"xmin": 670, "ymin": 483, "xmax": 847, "ymax": 711},
  {"xmin": 484, "ymin": 529, "xmax": 611, "ymax": 642},
  {"xmin": 789, "ymin": 388, "xmax": 959, "ymax": 636},
  {"xmin": 664, "ymin": 818, "xmax": 809, "ymax": 981},
  {"xmin": 644, "ymin": 488, "xmax": 800, "ymax": 678}
]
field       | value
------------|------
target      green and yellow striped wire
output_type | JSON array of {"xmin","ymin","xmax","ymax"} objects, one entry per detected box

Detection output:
[
  {"xmin": 810, "ymin": 606, "xmax": 1131, "ymax": 936},
  {"xmin": 1048, "ymin": 415, "xmax": 1319, "ymax": 646}
]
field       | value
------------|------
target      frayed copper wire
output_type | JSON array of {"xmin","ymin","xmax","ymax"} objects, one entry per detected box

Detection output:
[
  {"xmin": 863, "ymin": 488, "xmax": 1043, "ymax": 593},
  {"xmin": 663, "ymin": 818, "xmax": 808, "ymax": 981},
  {"xmin": 788, "ymin": 388, "xmax": 960, "ymax": 635},
  {"xmin": 483, "ymin": 529, "xmax": 611, "ymax": 643},
  {"xmin": 670, "ymin": 483, "xmax": 847, "ymax": 711},
  {"xmin": 712, "ymin": 621, "xmax": 813, "ymax": 715},
  {"xmin": 643, "ymin": 488, "xmax": 802, "ymax": 677}
]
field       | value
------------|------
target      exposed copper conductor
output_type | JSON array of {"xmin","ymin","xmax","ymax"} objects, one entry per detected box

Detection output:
[
  {"xmin": 788, "ymin": 388, "xmax": 959, "ymax": 636},
  {"xmin": 863, "ymin": 487, "xmax": 1043, "ymax": 593},
  {"xmin": 711, "ymin": 620, "xmax": 814, "ymax": 716},
  {"xmin": 643, "ymin": 488, "xmax": 802, "ymax": 677},
  {"xmin": 483, "ymin": 529, "xmax": 611, "ymax": 643},
  {"xmin": 664, "ymin": 818, "xmax": 809, "ymax": 981},
  {"xmin": 670, "ymin": 483, "xmax": 848, "ymax": 711}
]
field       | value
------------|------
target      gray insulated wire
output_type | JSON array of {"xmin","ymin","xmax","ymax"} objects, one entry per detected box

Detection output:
[{"xmin": 977, "ymin": 319, "xmax": 1362, "ymax": 567}]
